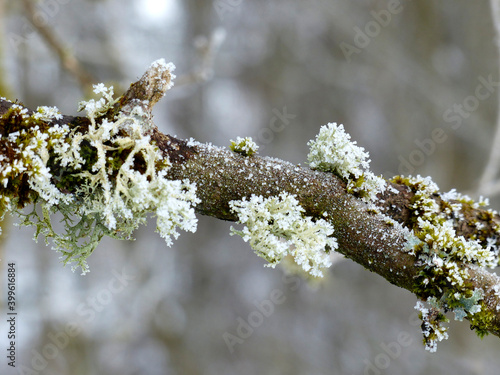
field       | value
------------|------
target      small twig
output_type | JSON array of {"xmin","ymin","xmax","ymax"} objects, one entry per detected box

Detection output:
[
  {"xmin": 477, "ymin": 0, "xmax": 500, "ymax": 196},
  {"xmin": 21, "ymin": 0, "xmax": 95, "ymax": 92}
]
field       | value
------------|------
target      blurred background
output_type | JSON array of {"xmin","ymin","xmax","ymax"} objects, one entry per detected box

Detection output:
[{"xmin": 1, "ymin": 0, "xmax": 500, "ymax": 374}]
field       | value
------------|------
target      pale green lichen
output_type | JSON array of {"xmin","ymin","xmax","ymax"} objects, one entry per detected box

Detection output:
[
  {"xmin": 0, "ymin": 76, "xmax": 200, "ymax": 274},
  {"xmin": 307, "ymin": 122, "xmax": 386, "ymax": 201},
  {"xmin": 452, "ymin": 288, "xmax": 483, "ymax": 321},
  {"xmin": 229, "ymin": 192, "xmax": 338, "ymax": 277},
  {"xmin": 393, "ymin": 174, "xmax": 499, "ymax": 351},
  {"xmin": 230, "ymin": 136, "xmax": 259, "ymax": 156}
]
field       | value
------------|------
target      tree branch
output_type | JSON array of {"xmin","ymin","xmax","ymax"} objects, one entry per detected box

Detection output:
[
  {"xmin": 21, "ymin": 0, "xmax": 95, "ymax": 91},
  {"xmin": 1, "ymin": 60, "xmax": 500, "ymax": 348}
]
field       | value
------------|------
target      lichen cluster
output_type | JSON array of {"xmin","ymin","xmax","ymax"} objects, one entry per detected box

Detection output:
[
  {"xmin": 0, "ymin": 103, "xmax": 71, "ymax": 214},
  {"xmin": 307, "ymin": 122, "xmax": 386, "ymax": 201},
  {"xmin": 0, "ymin": 64, "xmax": 200, "ymax": 274},
  {"xmin": 393, "ymin": 175, "xmax": 499, "ymax": 351},
  {"xmin": 228, "ymin": 122, "xmax": 389, "ymax": 277},
  {"xmin": 229, "ymin": 192, "xmax": 337, "ymax": 277},
  {"xmin": 2, "ymin": 72, "xmax": 500, "ymax": 351},
  {"xmin": 229, "ymin": 136, "xmax": 259, "ymax": 156}
]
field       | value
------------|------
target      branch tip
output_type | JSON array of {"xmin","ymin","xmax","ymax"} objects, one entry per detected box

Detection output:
[{"xmin": 119, "ymin": 59, "xmax": 176, "ymax": 114}]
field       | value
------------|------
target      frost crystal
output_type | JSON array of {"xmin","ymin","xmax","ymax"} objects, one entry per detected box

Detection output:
[
  {"xmin": 229, "ymin": 192, "xmax": 338, "ymax": 277},
  {"xmin": 229, "ymin": 136, "xmax": 259, "ymax": 156},
  {"xmin": 0, "ymin": 81, "xmax": 199, "ymax": 274},
  {"xmin": 307, "ymin": 123, "xmax": 385, "ymax": 201}
]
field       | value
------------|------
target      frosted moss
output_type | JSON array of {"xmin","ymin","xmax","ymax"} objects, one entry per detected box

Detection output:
[
  {"xmin": 229, "ymin": 192, "xmax": 337, "ymax": 277},
  {"xmin": 0, "ymin": 75, "xmax": 200, "ymax": 274},
  {"xmin": 307, "ymin": 122, "xmax": 386, "ymax": 201}
]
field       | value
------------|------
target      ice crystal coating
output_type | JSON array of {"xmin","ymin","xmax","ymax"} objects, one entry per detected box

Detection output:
[
  {"xmin": 229, "ymin": 136, "xmax": 259, "ymax": 156},
  {"xmin": 307, "ymin": 122, "xmax": 385, "ymax": 201},
  {"xmin": 229, "ymin": 192, "xmax": 338, "ymax": 277},
  {"xmin": 0, "ymin": 80, "xmax": 199, "ymax": 274}
]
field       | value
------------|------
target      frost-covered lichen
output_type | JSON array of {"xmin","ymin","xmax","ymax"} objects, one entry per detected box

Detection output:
[
  {"xmin": 414, "ymin": 299, "xmax": 449, "ymax": 353},
  {"xmin": 393, "ymin": 174, "xmax": 499, "ymax": 351},
  {"xmin": 229, "ymin": 192, "xmax": 338, "ymax": 277},
  {"xmin": 307, "ymin": 123, "xmax": 385, "ymax": 201},
  {"xmin": 0, "ymin": 71, "xmax": 200, "ymax": 274},
  {"xmin": 32, "ymin": 106, "xmax": 63, "ymax": 122},
  {"xmin": 230, "ymin": 136, "xmax": 259, "ymax": 157}
]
